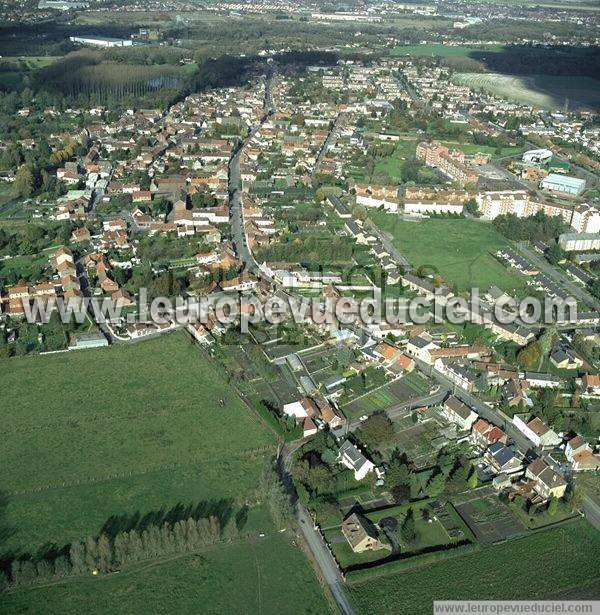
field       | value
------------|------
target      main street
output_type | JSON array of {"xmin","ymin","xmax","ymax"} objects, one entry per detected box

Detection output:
[
  {"xmin": 228, "ymin": 70, "xmax": 356, "ymax": 615},
  {"xmin": 229, "ymin": 71, "xmax": 273, "ymax": 277}
]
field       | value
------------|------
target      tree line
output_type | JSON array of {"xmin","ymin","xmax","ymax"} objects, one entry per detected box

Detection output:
[{"xmin": 4, "ymin": 514, "xmax": 234, "ymax": 591}]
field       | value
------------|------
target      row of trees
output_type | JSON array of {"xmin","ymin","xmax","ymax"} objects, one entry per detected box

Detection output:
[{"xmin": 4, "ymin": 511, "xmax": 247, "ymax": 590}]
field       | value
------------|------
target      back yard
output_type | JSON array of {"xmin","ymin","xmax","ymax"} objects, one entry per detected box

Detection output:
[{"xmin": 348, "ymin": 519, "xmax": 600, "ymax": 613}]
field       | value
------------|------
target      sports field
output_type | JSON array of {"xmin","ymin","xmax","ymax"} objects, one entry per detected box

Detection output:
[
  {"xmin": 2, "ymin": 530, "xmax": 332, "ymax": 614},
  {"xmin": 0, "ymin": 332, "xmax": 276, "ymax": 554},
  {"xmin": 348, "ymin": 520, "xmax": 600, "ymax": 614},
  {"xmin": 369, "ymin": 213, "xmax": 528, "ymax": 294}
]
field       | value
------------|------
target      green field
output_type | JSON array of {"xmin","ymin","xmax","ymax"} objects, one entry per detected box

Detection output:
[
  {"xmin": 441, "ymin": 141, "xmax": 523, "ymax": 158},
  {"xmin": 2, "ymin": 531, "xmax": 332, "ymax": 614},
  {"xmin": 452, "ymin": 73, "xmax": 600, "ymax": 111},
  {"xmin": 0, "ymin": 333, "xmax": 276, "ymax": 554},
  {"xmin": 369, "ymin": 213, "xmax": 527, "ymax": 294},
  {"xmin": 348, "ymin": 520, "xmax": 600, "ymax": 614},
  {"xmin": 391, "ymin": 44, "xmax": 503, "ymax": 59}
]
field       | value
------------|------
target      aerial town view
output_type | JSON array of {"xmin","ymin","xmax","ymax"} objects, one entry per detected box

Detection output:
[{"xmin": 0, "ymin": 0, "xmax": 599, "ymax": 613}]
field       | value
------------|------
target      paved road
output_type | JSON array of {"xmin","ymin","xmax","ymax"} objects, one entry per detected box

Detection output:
[
  {"xmin": 414, "ymin": 357, "xmax": 535, "ymax": 454},
  {"xmin": 229, "ymin": 75, "xmax": 355, "ymax": 615},
  {"xmin": 279, "ymin": 441, "xmax": 355, "ymax": 615},
  {"xmin": 76, "ymin": 258, "xmax": 114, "ymax": 344},
  {"xmin": 228, "ymin": 71, "xmax": 274, "ymax": 273},
  {"xmin": 363, "ymin": 219, "xmax": 412, "ymax": 271},
  {"xmin": 582, "ymin": 495, "xmax": 600, "ymax": 530},
  {"xmin": 517, "ymin": 244, "xmax": 600, "ymax": 311},
  {"xmin": 312, "ymin": 111, "xmax": 344, "ymax": 181}
]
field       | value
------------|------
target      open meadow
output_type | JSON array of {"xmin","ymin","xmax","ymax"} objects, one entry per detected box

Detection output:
[
  {"xmin": 348, "ymin": 520, "xmax": 600, "ymax": 614},
  {"xmin": 368, "ymin": 212, "xmax": 528, "ymax": 294},
  {"xmin": 0, "ymin": 332, "xmax": 277, "ymax": 554},
  {"xmin": 2, "ymin": 530, "xmax": 332, "ymax": 615}
]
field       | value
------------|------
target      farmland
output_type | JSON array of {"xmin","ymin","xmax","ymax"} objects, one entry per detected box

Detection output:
[
  {"xmin": 452, "ymin": 73, "xmax": 600, "ymax": 111},
  {"xmin": 0, "ymin": 332, "xmax": 277, "ymax": 554},
  {"xmin": 2, "ymin": 529, "xmax": 332, "ymax": 615},
  {"xmin": 368, "ymin": 212, "xmax": 528, "ymax": 294},
  {"xmin": 348, "ymin": 520, "xmax": 600, "ymax": 614}
]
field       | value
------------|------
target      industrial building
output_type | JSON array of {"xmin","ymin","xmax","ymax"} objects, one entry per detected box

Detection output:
[
  {"xmin": 39, "ymin": 0, "xmax": 88, "ymax": 8},
  {"xmin": 540, "ymin": 173, "xmax": 586, "ymax": 197},
  {"xmin": 559, "ymin": 233, "xmax": 600, "ymax": 252},
  {"xmin": 69, "ymin": 35, "xmax": 133, "ymax": 48}
]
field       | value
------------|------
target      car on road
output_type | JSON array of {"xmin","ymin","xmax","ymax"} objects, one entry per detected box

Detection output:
[{"xmin": 359, "ymin": 414, "xmax": 369, "ymax": 422}]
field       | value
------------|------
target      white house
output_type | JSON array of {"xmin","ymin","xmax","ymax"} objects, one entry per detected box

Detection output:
[
  {"xmin": 337, "ymin": 440, "xmax": 375, "ymax": 481},
  {"xmin": 282, "ymin": 398, "xmax": 317, "ymax": 419},
  {"xmin": 513, "ymin": 415, "xmax": 562, "ymax": 448},
  {"xmin": 442, "ymin": 396, "xmax": 478, "ymax": 431}
]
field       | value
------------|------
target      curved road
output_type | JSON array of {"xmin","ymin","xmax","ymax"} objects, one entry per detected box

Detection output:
[{"xmin": 279, "ymin": 440, "xmax": 355, "ymax": 615}]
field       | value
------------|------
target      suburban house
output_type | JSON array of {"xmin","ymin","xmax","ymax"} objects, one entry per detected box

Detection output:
[
  {"xmin": 581, "ymin": 374, "xmax": 600, "ymax": 396},
  {"xmin": 523, "ymin": 372, "xmax": 561, "ymax": 389},
  {"xmin": 341, "ymin": 513, "xmax": 386, "ymax": 553},
  {"xmin": 220, "ymin": 273, "xmax": 258, "ymax": 293},
  {"xmin": 566, "ymin": 435, "xmax": 600, "ymax": 471},
  {"xmin": 513, "ymin": 414, "xmax": 562, "ymax": 449},
  {"xmin": 282, "ymin": 396, "xmax": 343, "ymax": 433},
  {"xmin": 283, "ymin": 397, "xmax": 318, "ymax": 419},
  {"xmin": 471, "ymin": 419, "xmax": 508, "ymax": 448},
  {"xmin": 405, "ymin": 333, "xmax": 440, "ymax": 364},
  {"xmin": 337, "ymin": 440, "xmax": 376, "ymax": 481},
  {"xmin": 525, "ymin": 458, "xmax": 567, "ymax": 500},
  {"xmin": 302, "ymin": 417, "xmax": 318, "ymax": 438},
  {"xmin": 501, "ymin": 378, "xmax": 532, "ymax": 408},
  {"xmin": 434, "ymin": 359, "xmax": 479, "ymax": 393},
  {"xmin": 442, "ymin": 396, "xmax": 478, "ymax": 431},
  {"xmin": 549, "ymin": 347, "xmax": 583, "ymax": 370},
  {"xmin": 485, "ymin": 442, "xmax": 523, "ymax": 475}
]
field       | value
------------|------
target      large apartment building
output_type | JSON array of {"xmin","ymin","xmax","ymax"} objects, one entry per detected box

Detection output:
[
  {"xmin": 476, "ymin": 190, "xmax": 600, "ymax": 234},
  {"xmin": 416, "ymin": 142, "xmax": 479, "ymax": 187}
]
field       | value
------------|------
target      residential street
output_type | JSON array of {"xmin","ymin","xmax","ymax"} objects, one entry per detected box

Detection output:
[
  {"xmin": 230, "ymin": 72, "xmax": 356, "ymax": 615},
  {"xmin": 516, "ymin": 244, "xmax": 600, "ymax": 311},
  {"xmin": 279, "ymin": 440, "xmax": 355, "ymax": 615}
]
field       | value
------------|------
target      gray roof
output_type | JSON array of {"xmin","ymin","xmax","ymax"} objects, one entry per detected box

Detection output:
[{"xmin": 489, "ymin": 442, "xmax": 515, "ymax": 467}]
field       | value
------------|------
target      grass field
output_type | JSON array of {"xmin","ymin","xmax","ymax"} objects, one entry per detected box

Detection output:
[
  {"xmin": 441, "ymin": 142, "xmax": 523, "ymax": 158},
  {"xmin": 2, "ymin": 531, "xmax": 332, "ymax": 614},
  {"xmin": 369, "ymin": 212, "xmax": 528, "ymax": 294},
  {"xmin": 0, "ymin": 333, "xmax": 277, "ymax": 554},
  {"xmin": 391, "ymin": 44, "xmax": 503, "ymax": 59},
  {"xmin": 348, "ymin": 520, "xmax": 600, "ymax": 614},
  {"xmin": 453, "ymin": 73, "xmax": 600, "ymax": 111}
]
